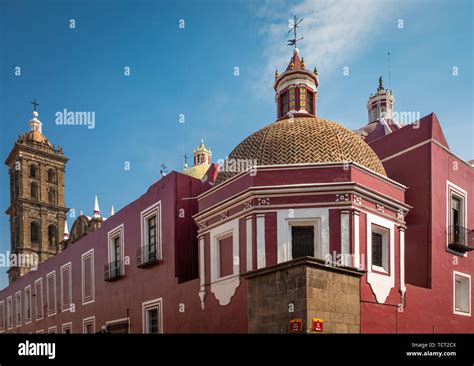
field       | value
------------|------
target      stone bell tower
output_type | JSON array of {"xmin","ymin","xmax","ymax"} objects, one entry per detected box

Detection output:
[{"xmin": 5, "ymin": 104, "xmax": 69, "ymax": 283}]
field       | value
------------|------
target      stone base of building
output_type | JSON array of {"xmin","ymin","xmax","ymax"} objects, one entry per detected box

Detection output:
[{"xmin": 243, "ymin": 257, "xmax": 364, "ymax": 333}]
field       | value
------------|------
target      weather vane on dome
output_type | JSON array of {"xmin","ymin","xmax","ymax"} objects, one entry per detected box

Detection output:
[{"xmin": 287, "ymin": 15, "xmax": 304, "ymax": 49}]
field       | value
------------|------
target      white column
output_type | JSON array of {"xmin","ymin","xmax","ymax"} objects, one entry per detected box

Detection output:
[
  {"xmin": 399, "ymin": 227, "xmax": 406, "ymax": 295},
  {"xmin": 246, "ymin": 216, "xmax": 253, "ymax": 271},
  {"xmin": 340, "ymin": 210, "xmax": 350, "ymax": 266},
  {"xmin": 198, "ymin": 236, "xmax": 206, "ymax": 310},
  {"xmin": 256, "ymin": 214, "xmax": 266, "ymax": 269},
  {"xmin": 353, "ymin": 210, "xmax": 360, "ymax": 269}
]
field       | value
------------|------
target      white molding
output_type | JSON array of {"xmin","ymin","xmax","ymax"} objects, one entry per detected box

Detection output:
[
  {"xmin": 195, "ymin": 182, "xmax": 409, "ymax": 228},
  {"xmin": 209, "ymin": 219, "xmax": 240, "ymax": 306},
  {"xmin": 15, "ymin": 290, "xmax": 21, "ymax": 327},
  {"xmin": 24, "ymin": 284, "xmax": 32, "ymax": 324},
  {"xmin": 81, "ymin": 249, "xmax": 95, "ymax": 305},
  {"xmin": 0, "ymin": 300, "xmax": 4, "ymax": 332},
  {"xmin": 446, "ymin": 180, "xmax": 468, "ymax": 257},
  {"xmin": 277, "ymin": 208, "xmax": 328, "ymax": 263},
  {"xmin": 399, "ymin": 227, "xmax": 406, "ymax": 295},
  {"xmin": 46, "ymin": 270, "xmax": 57, "ymax": 317},
  {"xmin": 353, "ymin": 211, "xmax": 361, "ymax": 269},
  {"xmin": 107, "ymin": 223, "xmax": 125, "ymax": 275},
  {"xmin": 6, "ymin": 296, "xmax": 13, "ymax": 330},
  {"xmin": 198, "ymin": 236, "xmax": 206, "ymax": 310},
  {"xmin": 34, "ymin": 278, "xmax": 44, "ymax": 321},
  {"xmin": 47, "ymin": 326, "xmax": 57, "ymax": 334},
  {"xmin": 35, "ymin": 329, "xmax": 44, "ymax": 334},
  {"xmin": 60, "ymin": 262, "xmax": 72, "ymax": 311},
  {"xmin": 140, "ymin": 201, "xmax": 162, "ymax": 260},
  {"xmin": 246, "ymin": 217, "xmax": 253, "ymax": 271},
  {"xmin": 256, "ymin": 214, "xmax": 266, "ymax": 269},
  {"xmin": 142, "ymin": 298, "xmax": 163, "ymax": 334},
  {"xmin": 82, "ymin": 316, "xmax": 96, "ymax": 333},
  {"xmin": 453, "ymin": 271, "xmax": 471, "ymax": 316},
  {"xmin": 366, "ymin": 212, "xmax": 395, "ymax": 303},
  {"xmin": 341, "ymin": 211, "xmax": 350, "ymax": 266}
]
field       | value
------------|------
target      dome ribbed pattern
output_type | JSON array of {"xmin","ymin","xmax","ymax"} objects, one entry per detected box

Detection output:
[{"xmin": 215, "ymin": 116, "xmax": 386, "ymax": 184}]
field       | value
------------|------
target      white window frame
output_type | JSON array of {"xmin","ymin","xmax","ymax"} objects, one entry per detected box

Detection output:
[
  {"xmin": 453, "ymin": 271, "xmax": 471, "ymax": 316},
  {"xmin": 371, "ymin": 224, "xmax": 390, "ymax": 273},
  {"xmin": 81, "ymin": 249, "xmax": 95, "ymax": 305},
  {"xmin": 46, "ymin": 270, "xmax": 57, "ymax": 317},
  {"xmin": 36, "ymin": 329, "xmax": 44, "ymax": 334},
  {"xmin": 446, "ymin": 181, "xmax": 468, "ymax": 255},
  {"xmin": 142, "ymin": 298, "xmax": 163, "ymax": 334},
  {"xmin": 15, "ymin": 290, "xmax": 21, "ymax": 327},
  {"xmin": 107, "ymin": 224, "xmax": 125, "ymax": 275},
  {"xmin": 288, "ymin": 219, "xmax": 321, "ymax": 260},
  {"xmin": 47, "ymin": 326, "xmax": 57, "ymax": 334},
  {"xmin": 60, "ymin": 262, "xmax": 72, "ymax": 311},
  {"xmin": 6, "ymin": 296, "xmax": 13, "ymax": 330},
  {"xmin": 34, "ymin": 278, "xmax": 44, "ymax": 320},
  {"xmin": 62, "ymin": 322, "xmax": 73, "ymax": 334},
  {"xmin": 140, "ymin": 202, "xmax": 162, "ymax": 261},
  {"xmin": 0, "ymin": 300, "xmax": 4, "ymax": 333},
  {"xmin": 24, "ymin": 285, "xmax": 32, "ymax": 324},
  {"xmin": 83, "ymin": 316, "xmax": 96, "ymax": 334}
]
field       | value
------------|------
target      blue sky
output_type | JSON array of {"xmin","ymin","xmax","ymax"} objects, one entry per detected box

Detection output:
[{"xmin": 0, "ymin": 0, "xmax": 472, "ymax": 288}]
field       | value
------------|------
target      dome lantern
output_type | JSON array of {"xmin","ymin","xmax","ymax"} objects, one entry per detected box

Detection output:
[
  {"xmin": 274, "ymin": 18, "xmax": 319, "ymax": 119},
  {"xmin": 367, "ymin": 76, "xmax": 395, "ymax": 123}
]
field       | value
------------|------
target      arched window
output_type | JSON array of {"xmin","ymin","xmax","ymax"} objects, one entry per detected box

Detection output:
[
  {"xmin": 30, "ymin": 221, "xmax": 40, "ymax": 245},
  {"xmin": 48, "ymin": 225, "xmax": 58, "ymax": 248},
  {"xmin": 47, "ymin": 169, "xmax": 56, "ymax": 183},
  {"xmin": 48, "ymin": 188, "xmax": 56, "ymax": 204},
  {"xmin": 30, "ymin": 164, "xmax": 38, "ymax": 178},
  {"xmin": 30, "ymin": 182, "xmax": 38, "ymax": 200}
]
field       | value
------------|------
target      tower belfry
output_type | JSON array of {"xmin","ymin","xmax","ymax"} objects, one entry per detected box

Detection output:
[{"xmin": 4, "ymin": 106, "xmax": 69, "ymax": 283}]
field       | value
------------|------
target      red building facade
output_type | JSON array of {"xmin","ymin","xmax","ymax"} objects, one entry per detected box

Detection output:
[{"xmin": 0, "ymin": 48, "xmax": 472, "ymax": 334}]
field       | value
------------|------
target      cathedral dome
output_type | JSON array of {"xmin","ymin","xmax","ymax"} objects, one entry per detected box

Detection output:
[
  {"xmin": 215, "ymin": 116, "xmax": 387, "ymax": 184},
  {"xmin": 25, "ymin": 130, "xmax": 53, "ymax": 148}
]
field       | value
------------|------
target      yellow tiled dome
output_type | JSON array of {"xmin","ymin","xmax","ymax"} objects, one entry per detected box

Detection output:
[{"xmin": 216, "ymin": 116, "xmax": 386, "ymax": 184}]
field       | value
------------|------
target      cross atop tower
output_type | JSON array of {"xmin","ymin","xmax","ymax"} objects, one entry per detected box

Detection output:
[
  {"xmin": 287, "ymin": 15, "xmax": 304, "ymax": 49},
  {"xmin": 30, "ymin": 99, "xmax": 39, "ymax": 112}
]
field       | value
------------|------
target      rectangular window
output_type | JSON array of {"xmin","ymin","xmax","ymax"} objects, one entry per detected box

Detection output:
[
  {"xmin": 138, "ymin": 203, "xmax": 161, "ymax": 267},
  {"xmin": 47, "ymin": 326, "xmax": 57, "ymax": 334},
  {"xmin": 34, "ymin": 278, "xmax": 44, "ymax": 320},
  {"xmin": 291, "ymin": 225, "xmax": 315, "ymax": 259},
  {"xmin": 281, "ymin": 91, "xmax": 289, "ymax": 116},
  {"xmin": 106, "ymin": 318, "xmax": 130, "ymax": 334},
  {"xmin": 0, "ymin": 300, "xmax": 4, "ymax": 332},
  {"xmin": 142, "ymin": 298, "xmax": 163, "ymax": 334},
  {"xmin": 46, "ymin": 271, "xmax": 56, "ymax": 316},
  {"xmin": 7, "ymin": 296, "xmax": 13, "ymax": 329},
  {"xmin": 447, "ymin": 182, "xmax": 468, "ymax": 251},
  {"xmin": 218, "ymin": 235, "xmax": 233, "ymax": 278},
  {"xmin": 106, "ymin": 225, "xmax": 124, "ymax": 280},
  {"xmin": 83, "ymin": 317, "xmax": 95, "ymax": 334},
  {"xmin": 371, "ymin": 225, "xmax": 389, "ymax": 272},
  {"xmin": 62, "ymin": 322, "xmax": 72, "ymax": 334},
  {"xmin": 307, "ymin": 90, "xmax": 314, "ymax": 114},
  {"xmin": 82, "ymin": 249, "xmax": 95, "ymax": 304},
  {"xmin": 454, "ymin": 272, "xmax": 471, "ymax": 315},
  {"xmin": 24, "ymin": 286, "xmax": 32, "ymax": 324},
  {"xmin": 61, "ymin": 262, "xmax": 72, "ymax": 311},
  {"xmin": 15, "ymin": 291, "xmax": 21, "ymax": 326}
]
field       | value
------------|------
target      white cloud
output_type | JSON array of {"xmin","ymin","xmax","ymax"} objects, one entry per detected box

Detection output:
[{"xmin": 256, "ymin": 0, "xmax": 396, "ymax": 89}]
